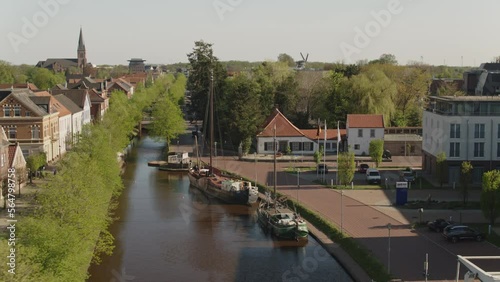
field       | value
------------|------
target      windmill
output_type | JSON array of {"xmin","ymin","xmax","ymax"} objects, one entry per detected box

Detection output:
[{"xmin": 295, "ymin": 52, "xmax": 309, "ymax": 70}]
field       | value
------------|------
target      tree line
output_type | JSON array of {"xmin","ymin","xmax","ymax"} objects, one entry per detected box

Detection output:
[{"xmin": 0, "ymin": 76, "xmax": 181, "ymax": 281}]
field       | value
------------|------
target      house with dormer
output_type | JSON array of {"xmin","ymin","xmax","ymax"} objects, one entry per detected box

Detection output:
[
  {"xmin": 346, "ymin": 114, "xmax": 385, "ymax": 156},
  {"xmin": 256, "ymin": 108, "xmax": 344, "ymax": 155},
  {"xmin": 0, "ymin": 89, "xmax": 59, "ymax": 160}
]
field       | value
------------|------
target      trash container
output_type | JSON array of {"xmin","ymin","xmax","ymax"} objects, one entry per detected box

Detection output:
[
  {"xmin": 395, "ymin": 182, "xmax": 409, "ymax": 205},
  {"xmin": 396, "ymin": 187, "xmax": 408, "ymax": 206}
]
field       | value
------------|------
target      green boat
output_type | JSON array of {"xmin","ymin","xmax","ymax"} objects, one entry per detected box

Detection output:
[
  {"xmin": 256, "ymin": 123, "xmax": 308, "ymax": 242},
  {"xmin": 257, "ymin": 195, "xmax": 309, "ymax": 241}
]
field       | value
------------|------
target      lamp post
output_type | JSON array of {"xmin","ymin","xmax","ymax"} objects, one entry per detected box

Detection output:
[
  {"xmin": 341, "ymin": 189, "xmax": 344, "ymax": 235},
  {"xmin": 297, "ymin": 168, "xmax": 300, "ymax": 204},
  {"xmin": 214, "ymin": 141, "xmax": 217, "ymax": 168},
  {"xmin": 387, "ymin": 223, "xmax": 392, "ymax": 274},
  {"xmin": 254, "ymin": 152, "xmax": 257, "ymax": 186}
]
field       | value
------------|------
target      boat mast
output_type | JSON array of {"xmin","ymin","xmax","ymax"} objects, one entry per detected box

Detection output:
[
  {"xmin": 273, "ymin": 122, "xmax": 277, "ymax": 208},
  {"xmin": 209, "ymin": 69, "xmax": 214, "ymax": 175}
]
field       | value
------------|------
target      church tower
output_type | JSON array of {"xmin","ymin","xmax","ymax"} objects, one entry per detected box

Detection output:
[{"xmin": 77, "ymin": 27, "xmax": 87, "ymax": 69}]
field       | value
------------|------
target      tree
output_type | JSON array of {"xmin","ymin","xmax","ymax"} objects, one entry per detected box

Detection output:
[
  {"xmin": 436, "ymin": 152, "xmax": 447, "ymax": 189},
  {"xmin": 460, "ymin": 161, "xmax": 473, "ymax": 207},
  {"xmin": 313, "ymin": 147, "xmax": 324, "ymax": 165},
  {"xmin": 310, "ymin": 71, "xmax": 352, "ymax": 125},
  {"xmin": 186, "ymin": 40, "xmax": 227, "ymax": 122},
  {"xmin": 277, "ymin": 53, "xmax": 295, "ymax": 67},
  {"xmin": 26, "ymin": 152, "xmax": 47, "ymax": 182},
  {"xmin": 369, "ymin": 139, "xmax": 384, "ymax": 167},
  {"xmin": 338, "ymin": 151, "xmax": 355, "ymax": 186},
  {"xmin": 0, "ymin": 60, "xmax": 15, "ymax": 84},
  {"xmin": 349, "ymin": 69, "xmax": 396, "ymax": 125},
  {"xmin": 481, "ymin": 170, "xmax": 500, "ymax": 226},
  {"xmin": 221, "ymin": 74, "xmax": 264, "ymax": 154},
  {"xmin": 150, "ymin": 93, "xmax": 186, "ymax": 154},
  {"xmin": 370, "ymin": 54, "xmax": 398, "ymax": 65},
  {"xmin": 27, "ymin": 68, "xmax": 65, "ymax": 90}
]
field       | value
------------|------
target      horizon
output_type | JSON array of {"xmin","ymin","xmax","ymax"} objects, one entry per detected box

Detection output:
[{"xmin": 2, "ymin": 0, "xmax": 499, "ymax": 67}]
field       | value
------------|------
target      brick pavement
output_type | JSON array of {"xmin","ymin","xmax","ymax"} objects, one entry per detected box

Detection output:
[{"xmin": 211, "ymin": 156, "xmax": 500, "ymax": 282}]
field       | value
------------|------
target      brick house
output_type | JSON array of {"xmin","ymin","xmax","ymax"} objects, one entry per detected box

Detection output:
[{"xmin": 0, "ymin": 89, "xmax": 59, "ymax": 160}]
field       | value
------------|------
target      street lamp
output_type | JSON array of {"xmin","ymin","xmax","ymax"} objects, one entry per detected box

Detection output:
[
  {"xmin": 341, "ymin": 189, "xmax": 344, "ymax": 235},
  {"xmin": 297, "ymin": 168, "xmax": 300, "ymax": 203},
  {"xmin": 388, "ymin": 223, "xmax": 392, "ymax": 274},
  {"xmin": 254, "ymin": 152, "xmax": 257, "ymax": 186},
  {"xmin": 214, "ymin": 141, "xmax": 217, "ymax": 168}
]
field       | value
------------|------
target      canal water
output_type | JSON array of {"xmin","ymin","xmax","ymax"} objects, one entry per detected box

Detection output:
[{"xmin": 87, "ymin": 137, "xmax": 352, "ymax": 282}]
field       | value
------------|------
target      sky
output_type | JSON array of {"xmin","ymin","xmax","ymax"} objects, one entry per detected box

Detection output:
[{"xmin": 1, "ymin": 0, "xmax": 500, "ymax": 67}]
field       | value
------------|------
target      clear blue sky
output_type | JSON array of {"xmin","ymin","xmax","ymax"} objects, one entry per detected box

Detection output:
[{"xmin": 1, "ymin": 0, "xmax": 499, "ymax": 66}]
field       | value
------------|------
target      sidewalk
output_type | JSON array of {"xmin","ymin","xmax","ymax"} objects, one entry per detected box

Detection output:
[{"xmin": 213, "ymin": 157, "xmax": 500, "ymax": 281}]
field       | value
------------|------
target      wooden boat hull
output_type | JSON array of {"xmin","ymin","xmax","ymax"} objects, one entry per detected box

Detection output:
[{"xmin": 188, "ymin": 171, "xmax": 258, "ymax": 205}]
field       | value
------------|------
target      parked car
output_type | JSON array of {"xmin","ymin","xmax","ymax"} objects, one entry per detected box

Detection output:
[
  {"xmin": 358, "ymin": 163, "xmax": 369, "ymax": 173},
  {"xmin": 366, "ymin": 168, "xmax": 381, "ymax": 184},
  {"xmin": 427, "ymin": 218, "xmax": 453, "ymax": 232},
  {"xmin": 317, "ymin": 164, "xmax": 328, "ymax": 174},
  {"xmin": 399, "ymin": 170, "xmax": 415, "ymax": 183},
  {"xmin": 443, "ymin": 225, "xmax": 485, "ymax": 243}
]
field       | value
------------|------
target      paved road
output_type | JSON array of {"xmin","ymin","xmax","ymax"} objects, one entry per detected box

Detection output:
[
  {"xmin": 209, "ymin": 157, "xmax": 500, "ymax": 281},
  {"xmin": 176, "ymin": 122, "xmax": 500, "ymax": 281}
]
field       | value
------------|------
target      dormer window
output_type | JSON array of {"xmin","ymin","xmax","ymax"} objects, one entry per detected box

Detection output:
[{"xmin": 14, "ymin": 106, "xmax": 20, "ymax": 117}]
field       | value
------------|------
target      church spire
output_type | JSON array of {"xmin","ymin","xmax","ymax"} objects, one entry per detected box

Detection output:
[
  {"xmin": 77, "ymin": 27, "xmax": 87, "ymax": 70},
  {"xmin": 78, "ymin": 27, "xmax": 85, "ymax": 51}
]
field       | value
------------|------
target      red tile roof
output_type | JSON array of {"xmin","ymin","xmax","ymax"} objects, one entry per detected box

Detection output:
[
  {"xmin": 347, "ymin": 114, "xmax": 384, "ymax": 128},
  {"xmin": 257, "ymin": 108, "xmax": 305, "ymax": 137}
]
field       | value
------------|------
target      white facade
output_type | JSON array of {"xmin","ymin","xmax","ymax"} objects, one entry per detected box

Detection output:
[
  {"xmin": 82, "ymin": 94, "xmax": 91, "ymax": 125},
  {"xmin": 347, "ymin": 128, "xmax": 384, "ymax": 156},
  {"xmin": 423, "ymin": 112, "xmax": 500, "ymax": 161},
  {"xmin": 58, "ymin": 114, "xmax": 72, "ymax": 155}
]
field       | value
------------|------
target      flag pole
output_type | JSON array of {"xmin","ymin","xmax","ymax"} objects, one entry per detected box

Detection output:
[
  {"xmin": 336, "ymin": 120, "xmax": 340, "ymax": 186},
  {"xmin": 323, "ymin": 120, "xmax": 327, "ymax": 183}
]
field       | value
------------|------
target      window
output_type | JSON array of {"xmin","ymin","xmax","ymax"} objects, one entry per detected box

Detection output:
[
  {"xmin": 474, "ymin": 142, "xmax": 484, "ymax": 157},
  {"xmin": 497, "ymin": 143, "xmax": 500, "ymax": 157},
  {"xmin": 3, "ymin": 107, "xmax": 10, "ymax": 117},
  {"xmin": 354, "ymin": 144, "xmax": 360, "ymax": 150},
  {"xmin": 264, "ymin": 142, "xmax": 275, "ymax": 151},
  {"xmin": 474, "ymin": 124, "xmax": 485, "ymax": 138},
  {"xmin": 358, "ymin": 129, "xmax": 363, "ymax": 137},
  {"xmin": 1, "ymin": 154, "xmax": 4, "ymax": 167},
  {"xmin": 370, "ymin": 129, "xmax": 375, "ymax": 138},
  {"xmin": 25, "ymin": 111, "xmax": 30, "ymax": 117},
  {"xmin": 14, "ymin": 106, "xmax": 20, "ymax": 117},
  {"xmin": 498, "ymin": 124, "xmax": 500, "ymax": 138},
  {"xmin": 325, "ymin": 143, "xmax": 331, "ymax": 150},
  {"xmin": 449, "ymin": 142, "xmax": 460, "ymax": 157},
  {"xmin": 32, "ymin": 126, "xmax": 40, "ymax": 139},
  {"xmin": 450, "ymin": 124, "xmax": 461, "ymax": 138},
  {"xmin": 291, "ymin": 142, "xmax": 301, "ymax": 151},
  {"xmin": 8, "ymin": 127, "xmax": 16, "ymax": 139},
  {"xmin": 303, "ymin": 142, "xmax": 313, "ymax": 151}
]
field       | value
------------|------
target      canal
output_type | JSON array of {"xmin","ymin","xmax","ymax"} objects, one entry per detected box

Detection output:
[{"xmin": 87, "ymin": 137, "xmax": 353, "ymax": 282}]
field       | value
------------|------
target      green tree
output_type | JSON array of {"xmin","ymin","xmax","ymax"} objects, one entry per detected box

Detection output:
[
  {"xmin": 338, "ymin": 151, "xmax": 355, "ymax": 186},
  {"xmin": 150, "ymin": 94, "xmax": 186, "ymax": 154},
  {"xmin": 222, "ymin": 74, "xmax": 264, "ymax": 154},
  {"xmin": 313, "ymin": 147, "xmax": 324, "ymax": 165},
  {"xmin": 436, "ymin": 152, "xmax": 447, "ymax": 189},
  {"xmin": 310, "ymin": 71, "xmax": 351, "ymax": 127},
  {"xmin": 349, "ymin": 69, "xmax": 396, "ymax": 125},
  {"xmin": 0, "ymin": 60, "xmax": 15, "ymax": 84},
  {"xmin": 277, "ymin": 53, "xmax": 295, "ymax": 67},
  {"xmin": 370, "ymin": 53, "xmax": 398, "ymax": 65},
  {"xmin": 369, "ymin": 139, "xmax": 384, "ymax": 167},
  {"xmin": 460, "ymin": 161, "xmax": 473, "ymax": 206},
  {"xmin": 186, "ymin": 40, "xmax": 227, "ymax": 122},
  {"xmin": 28, "ymin": 68, "xmax": 66, "ymax": 90},
  {"xmin": 481, "ymin": 170, "xmax": 500, "ymax": 226}
]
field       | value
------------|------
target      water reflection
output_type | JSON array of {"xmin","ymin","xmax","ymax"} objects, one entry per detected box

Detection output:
[{"xmin": 88, "ymin": 137, "xmax": 352, "ymax": 282}]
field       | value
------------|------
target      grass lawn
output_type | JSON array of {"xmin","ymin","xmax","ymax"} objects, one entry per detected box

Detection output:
[{"xmin": 285, "ymin": 166, "xmax": 316, "ymax": 174}]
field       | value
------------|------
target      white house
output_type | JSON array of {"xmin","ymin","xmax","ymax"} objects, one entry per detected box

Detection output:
[
  {"xmin": 423, "ymin": 95, "xmax": 500, "ymax": 184},
  {"xmin": 53, "ymin": 94, "xmax": 85, "ymax": 148},
  {"xmin": 256, "ymin": 108, "xmax": 344, "ymax": 155},
  {"xmin": 346, "ymin": 114, "xmax": 385, "ymax": 156}
]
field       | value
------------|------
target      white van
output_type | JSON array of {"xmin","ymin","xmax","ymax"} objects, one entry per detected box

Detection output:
[{"xmin": 366, "ymin": 168, "xmax": 381, "ymax": 184}]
